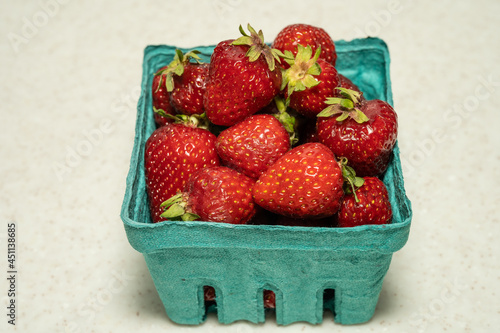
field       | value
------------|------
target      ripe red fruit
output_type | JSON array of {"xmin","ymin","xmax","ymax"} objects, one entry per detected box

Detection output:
[
  {"xmin": 281, "ymin": 45, "xmax": 340, "ymax": 118},
  {"xmin": 166, "ymin": 50, "xmax": 209, "ymax": 116},
  {"xmin": 161, "ymin": 166, "xmax": 257, "ymax": 225},
  {"xmin": 203, "ymin": 286, "xmax": 276, "ymax": 309},
  {"xmin": 216, "ymin": 114, "xmax": 291, "ymax": 179},
  {"xmin": 253, "ymin": 142, "xmax": 344, "ymax": 219},
  {"xmin": 272, "ymin": 23, "xmax": 337, "ymax": 68},
  {"xmin": 151, "ymin": 65, "xmax": 176, "ymax": 127},
  {"xmin": 204, "ymin": 25, "xmax": 282, "ymax": 126},
  {"xmin": 169, "ymin": 61, "xmax": 208, "ymax": 115},
  {"xmin": 144, "ymin": 121, "xmax": 220, "ymax": 223},
  {"xmin": 337, "ymin": 177, "xmax": 392, "ymax": 228},
  {"xmin": 317, "ymin": 88, "xmax": 398, "ymax": 176}
]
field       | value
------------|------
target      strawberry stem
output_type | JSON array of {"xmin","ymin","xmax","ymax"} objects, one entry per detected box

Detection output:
[
  {"xmin": 339, "ymin": 157, "xmax": 364, "ymax": 202},
  {"xmin": 232, "ymin": 24, "xmax": 282, "ymax": 72},
  {"xmin": 272, "ymin": 96, "xmax": 298, "ymax": 146}
]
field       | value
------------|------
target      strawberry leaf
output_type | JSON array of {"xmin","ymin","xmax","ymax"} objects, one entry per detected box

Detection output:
[
  {"xmin": 317, "ymin": 105, "xmax": 343, "ymax": 118},
  {"xmin": 160, "ymin": 203, "xmax": 186, "ymax": 218},
  {"xmin": 160, "ymin": 193, "xmax": 183, "ymax": 208},
  {"xmin": 233, "ymin": 36, "xmax": 253, "ymax": 46},
  {"xmin": 336, "ymin": 87, "xmax": 362, "ymax": 104},
  {"xmin": 281, "ymin": 44, "xmax": 323, "ymax": 98},
  {"xmin": 181, "ymin": 212, "xmax": 200, "ymax": 221},
  {"xmin": 351, "ymin": 108, "xmax": 369, "ymax": 124},
  {"xmin": 340, "ymin": 99, "xmax": 354, "ymax": 109},
  {"xmin": 336, "ymin": 111, "xmax": 350, "ymax": 122},
  {"xmin": 232, "ymin": 23, "xmax": 277, "ymax": 72}
]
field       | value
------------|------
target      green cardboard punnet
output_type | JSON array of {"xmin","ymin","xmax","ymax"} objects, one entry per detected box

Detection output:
[{"xmin": 120, "ymin": 37, "xmax": 412, "ymax": 326}]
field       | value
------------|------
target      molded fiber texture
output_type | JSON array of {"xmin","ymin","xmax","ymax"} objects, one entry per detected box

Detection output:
[{"xmin": 120, "ymin": 37, "xmax": 412, "ymax": 326}]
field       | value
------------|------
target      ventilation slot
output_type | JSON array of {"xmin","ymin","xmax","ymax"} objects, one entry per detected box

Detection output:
[
  {"xmin": 203, "ymin": 286, "xmax": 218, "ymax": 316},
  {"xmin": 323, "ymin": 288, "xmax": 336, "ymax": 318}
]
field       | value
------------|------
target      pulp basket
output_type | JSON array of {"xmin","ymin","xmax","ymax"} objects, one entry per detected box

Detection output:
[{"xmin": 120, "ymin": 37, "xmax": 412, "ymax": 326}]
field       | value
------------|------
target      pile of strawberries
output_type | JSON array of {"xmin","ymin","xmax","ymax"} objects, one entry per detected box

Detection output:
[{"xmin": 145, "ymin": 23, "xmax": 397, "ymax": 231}]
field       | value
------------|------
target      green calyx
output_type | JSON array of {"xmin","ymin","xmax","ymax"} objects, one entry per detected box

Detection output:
[
  {"xmin": 154, "ymin": 49, "xmax": 203, "ymax": 92},
  {"xmin": 317, "ymin": 87, "xmax": 368, "ymax": 123},
  {"xmin": 154, "ymin": 109, "xmax": 211, "ymax": 130},
  {"xmin": 232, "ymin": 24, "xmax": 282, "ymax": 72},
  {"xmin": 281, "ymin": 44, "xmax": 322, "ymax": 106},
  {"xmin": 272, "ymin": 96, "xmax": 299, "ymax": 146},
  {"xmin": 339, "ymin": 157, "xmax": 364, "ymax": 203},
  {"xmin": 160, "ymin": 193, "xmax": 200, "ymax": 221}
]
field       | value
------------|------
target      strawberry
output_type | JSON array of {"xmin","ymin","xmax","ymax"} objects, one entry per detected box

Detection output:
[
  {"xmin": 281, "ymin": 45, "xmax": 340, "ymax": 118},
  {"xmin": 215, "ymin": 114, "xmax": 291, "ymax": 179},
  {"xmin": 151, "ymin": 65, "xmax": 176, "ymax": 127},
  {"xmin": 272, "ymin": 23, "xmax": 337, "ymax": 68},
  {"xmin": 155, "ymin": 49, "xmax": 208, "ymax": 116},
  {"xmin": 170, "ymin": 61, "xmax": 208, "ymax": 115},
  {"xmin": 203, "ymin": 286, "xmax": 276, "ymax": 309},
  {"xmin": 337, "ymin": 176, "xmax": 392, "ymax": 228},
  {"xmin": 144, "ymin": 118, "xmax": 220, "ymax": 223},
  {"xmin": 203, "ymin": 24, "xmax": 282, "ymax": 126},
  {"xmin": 263, "ymin": 290, "xmax": 276, "ymax": 309},
  {"xmin": 317, "ymin": 88, "xmax": 398, "ymax": 176},
  {"xmin": 161, "ymin": 166, "xmax": 256, "ymax": 224},
  {"xmin": 253, "ymin": 142, "xmax": 344, "ymax": 219}
]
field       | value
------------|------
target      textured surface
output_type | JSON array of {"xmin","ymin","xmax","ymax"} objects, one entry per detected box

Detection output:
[
  {"xmin": 1, "ymin": 1, "xmax": 499, "ymax": 332},
  {"xmin": 121, "ymin": 38, "xmax": 412, "ymax": 325}
]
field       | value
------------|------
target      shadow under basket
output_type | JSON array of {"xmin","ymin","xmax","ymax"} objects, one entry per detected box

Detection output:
[{"xmin": 120, "ymin": 37, "xmax": 412, "ymax": 326}]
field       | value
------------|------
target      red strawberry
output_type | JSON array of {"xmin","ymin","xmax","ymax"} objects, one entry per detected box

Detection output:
[
  {"xmin": 281, "ymin": 45, "xmax": 340, "ymax": 118},
  {"xmin": 216, "ymin": 114, "xmax": 291, "ymax": 179},
  {"xmin": 204, "ymin": 24, "xmax": 282, "ymax": 126},
  {"xmin": 151, "ymin": 65, "xmax": 176, "ymax": 127},
  {"xmin": 253, "ymin": 142, "xmax": 344, "ymax": 219},
  {"xmin": 272, "ymin": 23, "xmax": 337, "ymax": 68},
  {"xmin": 161, "ymin": 166, "xmax": 256, "ymax": 224},
  {"xmin": 338, "ymin": 176, "xmax": 392, "ymax": 228},
  {"xmin": 156, "ymin": 49, "xmax": 208, "ymax": 116},
  {"xmin": 144, "ymin": 119, "xmax": 220, "ymax": 223},
  {"xmin": 170, "ymin": 61, "xmax": 208, "ymax": 115},
  {"xmin": 264, "ymin": 290, "xmax": 276, "ymax": 309},
  {"xmin": 203, "ymin": 286, "xmax": 276, "ymax": 309},
  {"xmin": 317, "ymin": 88, "xmax": 398, "ymax": 176}
]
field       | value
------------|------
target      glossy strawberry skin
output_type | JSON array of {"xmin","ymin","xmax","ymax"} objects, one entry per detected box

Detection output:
[
  {"xmin": 204, "ymin": 40, "xmax": 282, "ymax": 126},
  {"xmin": 288, "ymin": 59, "xmax": 340, "ymax": 118},
  {"xmin": 184, "ymin": 166, "xmax": 256, "ymax": 224},
  {"xmin": 170, "ymin": 62, "xmax": 208, "ymax": 116},
  {"xmin": 253, "ymin": 142, "xmax": 344, "ymax": 219},
  {"xmin": 216, "ymin": 114, "xmax": 291, "ymax": 179},
  {"xmin": 337, "ymin": 177, "xmax": 392, "ymax": 227},
  {"xmin": 144, "ymin": 123, "xmax": 220, "ymax": 223},
  {"xmin": 151, "ymin": 65, "xmax": 176, "ymax": 127},
  {"xmin": 272, "ymin": 24, "xmax": 337, "ymax": 68},
  {"xmin": 317, "ymin": 99, "xmax": 398, "ymax": 177}
]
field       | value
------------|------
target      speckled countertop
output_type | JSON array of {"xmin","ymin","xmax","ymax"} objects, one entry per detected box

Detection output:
[{"xmin": 1, "ymin": 0, "xmax": 499, "ymax": 332}]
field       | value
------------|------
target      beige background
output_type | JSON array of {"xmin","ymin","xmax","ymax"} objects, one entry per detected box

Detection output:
[{"xmin": 1, "ymin": 0, "xmax": 499, "ymax": 332}]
